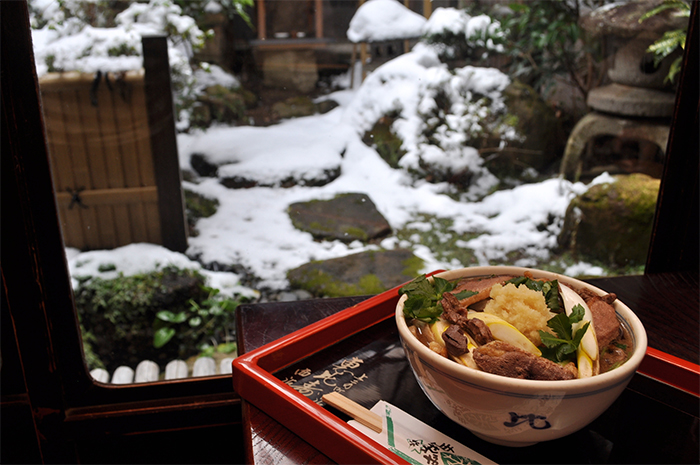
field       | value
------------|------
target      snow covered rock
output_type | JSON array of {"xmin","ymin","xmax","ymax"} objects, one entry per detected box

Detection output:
[{"xmin": 177, "ymin": 123, "xmax": 345, "ymax": 188}]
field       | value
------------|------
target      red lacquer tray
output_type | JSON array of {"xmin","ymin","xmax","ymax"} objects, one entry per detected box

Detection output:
[
  {"xmin": 638, "ymin": 347, "xmax": 700, "ymax": 396},
  {"xmin": 232, "ymin": 278, "xmax": 700, "ymax": 464},
  {"xmin": 232, "ymin": 285, "xmax": 405, "ymax": 464}
]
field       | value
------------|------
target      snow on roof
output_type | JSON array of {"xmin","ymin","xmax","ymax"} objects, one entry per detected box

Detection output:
[
  {"xmin": 347, "ymin": 0, "xmax": 428, "ymax": 43},
  {"xmin": 422, "ymin": 7, "xmax": 468, "ymax": 36}
]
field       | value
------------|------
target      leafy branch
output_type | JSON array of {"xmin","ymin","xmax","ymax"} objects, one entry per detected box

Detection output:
[
  {"xmin": 498, "ymin": 0, "xmax": 605, "ymax": 99},
  {"xmin": 154, "ymin": 285, "xmax": 240, "ymax": 349},
  {"xmin": 640, "ymin": 0, "xmax": 691, "ymax": 84}
]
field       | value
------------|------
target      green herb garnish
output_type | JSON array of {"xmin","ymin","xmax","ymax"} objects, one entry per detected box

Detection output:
[
  {"xmin": 506, "ymin": 276, "xmax": 561, "ymax": 313},
  {"xmin": 399, "ymin": 274, "xmax": 477, "ymax": 323},
  {"xmin": 538, "ymin": 304, "xmax": 589, "ymax": 363}
]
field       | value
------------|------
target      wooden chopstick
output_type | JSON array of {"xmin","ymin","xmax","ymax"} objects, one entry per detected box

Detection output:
[{"xmin": 322, "ymin": 392, "xmax": 383, "ymax": 433}]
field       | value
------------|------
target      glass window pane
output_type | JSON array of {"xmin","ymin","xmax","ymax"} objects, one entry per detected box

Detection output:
[{"xmin": 29, "ymin": 0, "xmax": 687, "ymax": 383}]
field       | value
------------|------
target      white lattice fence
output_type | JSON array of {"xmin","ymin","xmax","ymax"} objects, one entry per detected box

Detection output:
[{"xmin": 90, "ymin": 357, "xmax": 234, "ymax": 384}]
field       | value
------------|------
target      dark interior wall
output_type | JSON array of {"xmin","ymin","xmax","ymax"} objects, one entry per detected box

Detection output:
[{"xmin": 1, "ymin": 285, "xmax": 43, "ymax": 464}]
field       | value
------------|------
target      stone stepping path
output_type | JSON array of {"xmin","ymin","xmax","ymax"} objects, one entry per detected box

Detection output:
[{"xmin": 288, "ymin": 193, "xmax": 391, "ymax": 243}]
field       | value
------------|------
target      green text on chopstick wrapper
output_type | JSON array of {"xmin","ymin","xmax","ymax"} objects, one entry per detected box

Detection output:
[{"xmin": 347, "ymin": 400, "xmax": 497, "ymax": 465}]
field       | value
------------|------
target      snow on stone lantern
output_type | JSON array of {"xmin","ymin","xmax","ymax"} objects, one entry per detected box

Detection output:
[
  {"xmin": 347, "ymin": 0, "xmax": 428, "ymax": 86},
  {"xmin": 560, "ymin": 0, "xmax": 687, "ymax": 181}
]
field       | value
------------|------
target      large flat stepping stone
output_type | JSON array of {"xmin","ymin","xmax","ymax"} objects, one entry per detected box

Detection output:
[
  {"xmin": 286, "ymin": 249, "xmax": 423, "ymax": 297},
  {"xmin": 288, "ymin": 193, "xmax": 391, "ymax": 242}
]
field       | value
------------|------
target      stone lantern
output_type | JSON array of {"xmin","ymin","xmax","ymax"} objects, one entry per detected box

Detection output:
[{"xmin": 559, "ymin": 0, "xmax": 687, "ymax": 180}]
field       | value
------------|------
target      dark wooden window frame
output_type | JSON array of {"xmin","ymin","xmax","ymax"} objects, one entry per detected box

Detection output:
[
  {"xmin": 2, "ymin": 2, "xmax": 239, "ymax": 462},
  {"xmin": 2, "ymin": 0, "xmax": 697, "ymax": 462}
]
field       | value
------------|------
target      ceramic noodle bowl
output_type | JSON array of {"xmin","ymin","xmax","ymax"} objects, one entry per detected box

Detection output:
[{"xmin": 395, "ymin": 266, "xmax": 647, "ymax": 447}]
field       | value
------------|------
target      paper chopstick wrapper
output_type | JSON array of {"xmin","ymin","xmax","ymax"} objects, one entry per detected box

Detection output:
[{"xmin": 324, "ymin": 394, "xmax": 497, "ymax": 465}]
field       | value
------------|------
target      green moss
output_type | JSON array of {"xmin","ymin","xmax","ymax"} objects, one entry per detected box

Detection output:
[
  {"xmin": 341, "ymin": 226, "xmax": 369, "ymax": 241},
  {"xmin": 108, "ymin": 43, "xmax": 138, "ymax": 57},
  {"xmin": 580, "ymin": 174, "xmax": 658, "ymax": 227},
  {"xmin": 616, "ymin": 173, "xmax": 660, "ymax": 220},
  {"xmin": 356, "ymin": 274, "xmax": 387, "ymax": 295},
  {"xmin": 395, "ymin": 213, "xmax": 481, "ymax": 266},
  {"xmin": 362, "ymin": 115, "xmax": 406, "ymax": 168},
  {"xmin": 401, "ymin": 255, "xmax": 425, "ymax": 278},
  {"xmin": 98, "ymin": 263, "xmax": 117, "ymax": 272},
  {"xmin": 292, "ymin": 268, "xmax": 386, "ymax": 298},
  {"xmin": 185, "ymin": 188, "xmax": 219, "ymax": 219},
  {"xmin": 184, "ymin": 189, "xmax": 219, "ymax": 236},
  {"xmin": 204, "ymin": 84, "xmax": 230, "ymax": 97},
  {"xmin": 307, "ymin": 220, "xmax": 332, "ymax": 231}
]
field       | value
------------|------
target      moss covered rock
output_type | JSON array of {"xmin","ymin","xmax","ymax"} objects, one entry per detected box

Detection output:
[
  {"xmin": 184, "ymin": 188, "xmax": 219, "ymax": 236},
  {"xmin": 272, "ymin": 96, "xmax": 317, "ymax": 119},
  {"xmin": 288, "ymin": 193, "xmax": 391, "ymax": 243},
  {"xmin": 193, "ymin": 85, "xmax": 257, "ymax": 128},
  {"xmin": 558, "ymin": 173, "xmax": 660, "ymax": 267},
  {"xmin": 287, "ymin": 249, "xmax": 423, "ymax": 297}
]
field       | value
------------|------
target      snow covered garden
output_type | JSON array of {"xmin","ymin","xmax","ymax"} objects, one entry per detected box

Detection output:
[{"xmin": 28, "ymin": 0, "xmax": 658, "ymax": 370}]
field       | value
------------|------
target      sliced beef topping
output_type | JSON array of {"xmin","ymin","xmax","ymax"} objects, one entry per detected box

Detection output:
[
  {"xmin": 574, "ymin": 288, "xmax": 620, "ymax": 347},
  {"xmin": 442, "ymin": 292, "xmax": 494, "ymax": 345},
  {"xmin": 452, "ymin": 275, "xmax": 516, "ymax": 308},
  {"xmin": 473, "ymin": 341, "xmax": 531, "ymax": 379},
  {"xmin": 441, "ymin": 292, "xmax": 468, "ymax": 327},
  {"xmin": 463, "ymin": 317, "xmax": 494, "ymax": 345},
  {"xmin": 442, "ymin": 325, "xmax": 469, "ymax": 357},
  {"xmin": 588, "ymin": 298, "xmax": 621, "ymax": 347},
  {"xmin": 529, "ymin": 356, "xmax": 578, "ymax": 381},
  {"xmin": 576, "ymin": 287, "xmax": 617, "ymax": 305},
  {"xmin": 473, "ymin": 341, "xmax": 576, "ymax": 380}
]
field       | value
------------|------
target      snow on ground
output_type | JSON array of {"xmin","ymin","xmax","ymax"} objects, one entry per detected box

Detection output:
[{"xmin": 66, "ymin": 243, "xmax": 259, "ymax": 300}]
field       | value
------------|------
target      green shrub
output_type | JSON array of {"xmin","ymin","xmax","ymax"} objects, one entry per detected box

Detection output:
[{"xmin": 74, "ymin": 266, "xmax": 244, "ymax": 372}]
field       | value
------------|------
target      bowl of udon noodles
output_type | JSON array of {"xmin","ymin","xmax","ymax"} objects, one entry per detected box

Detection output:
[{"xmin": 395, "ymin": 266, "xmax": 647, "ymax": 447}]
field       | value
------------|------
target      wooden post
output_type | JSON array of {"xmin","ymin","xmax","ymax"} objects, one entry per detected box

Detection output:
[
  {"xmin": 257, "ymin": 0, "xmax": 266, "ymax": 40},
  {"xmin": 350, "ymin": 42, "xmax": 357, "ymax": 88},
  {"xmin": 315, "ymin": 0, "xmax": 323, "ymax": 38},
  {"xmin": 141, "ymin": 35, "xmax": 188, "ymax": 253},
  {"xmin": 360, "ymin": 42, "xmax": 367, "ymax": 81}
]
